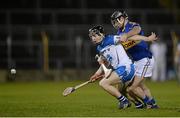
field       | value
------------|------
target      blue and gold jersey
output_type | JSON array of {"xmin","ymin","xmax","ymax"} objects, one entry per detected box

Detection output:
[{"xmin": 117, "ymin": 21, "xmax": 152, "ymax": 61}]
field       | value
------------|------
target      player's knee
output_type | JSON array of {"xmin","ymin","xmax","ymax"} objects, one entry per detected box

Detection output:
[
  {"xmin": 126, "ymin": 87, "xmax": 130, "ymax": 93},
  {"xmin": 127, "ymin": 86, "xmax": 135, "ymax": 93},
  {"xmin": 99, "ymin": 80, "xmax": 105, "ymax": 87},
  {"xmin": 99, "ymin": 79, "xmax": 108, "ymax": 88}
]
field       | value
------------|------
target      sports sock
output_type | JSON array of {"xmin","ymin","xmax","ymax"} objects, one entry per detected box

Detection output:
[
  {"xmin": 143, "ymin": 96, "xmax": 150, "ymax": 104},
  {"xmin": 149, "ymin": 98, "xmax": 158, "ymax": 106},
  {"xmin": 117, "ymin": 95, "xmax": 128, "ymax": 102}
]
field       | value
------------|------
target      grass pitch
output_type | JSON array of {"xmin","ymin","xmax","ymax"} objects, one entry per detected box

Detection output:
[{"xmin": 0, "ymin": 80, "xmax": 180, "ymax": 117}]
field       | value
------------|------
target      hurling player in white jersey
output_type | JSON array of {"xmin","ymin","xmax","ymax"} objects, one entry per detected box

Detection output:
[{"xmin": 88, "ymin": 25, "xmax": 157, "ymax": 109}]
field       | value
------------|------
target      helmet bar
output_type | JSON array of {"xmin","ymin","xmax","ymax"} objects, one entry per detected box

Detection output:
[{"xmin": 111, "ymin": 10, "xmax": 128, "ymax": 20}]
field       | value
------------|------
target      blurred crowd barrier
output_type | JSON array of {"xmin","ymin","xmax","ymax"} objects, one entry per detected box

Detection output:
[{"xmin": 0, "ymin": 8, "xmax": 180, "ymax": 81}]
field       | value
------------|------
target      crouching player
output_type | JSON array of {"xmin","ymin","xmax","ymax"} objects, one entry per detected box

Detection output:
[{"xmin": 88, "ymin": 25, "xmax": 157, "ymax": 109}]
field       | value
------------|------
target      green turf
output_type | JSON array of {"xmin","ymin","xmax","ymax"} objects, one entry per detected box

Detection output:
[{"xmin": 0, "ymin": 80, "xmax": 180, "ymax": 117}]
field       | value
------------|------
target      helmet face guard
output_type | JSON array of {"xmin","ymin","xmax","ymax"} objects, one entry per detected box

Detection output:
[
  {"xmin": 111, "ymin": 10, "xmax": 128, "ymax": 20},
  {"xmin": 88, "ymin": 25, "xmax": 104, "ymax": 45},
  {"xmin": 111, "ymin": 11, "xmax": 128, "ymax": 29},
  {"xmin": 88, "ymin": 30, "xmax": 97, "ymax": 39},
  {"xmin": 89, "ymin": 29, "xmax": 100, "ymax": 36},
  {"xmin": 111, "ymin": 19, "xmax": 119, "ymax": 29},
  {"xmin": 89, "ymin": 25, "xmax": 104, "ymax": 37}
]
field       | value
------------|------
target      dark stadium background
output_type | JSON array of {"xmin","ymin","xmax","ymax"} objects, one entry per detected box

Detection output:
[
  {"xmin": 0, "ymin": 0, "xmax": 180, "ymax": 81},
  {"xmin": 0, "ymin": 0, "xmax": 180, "ymax": 117}
]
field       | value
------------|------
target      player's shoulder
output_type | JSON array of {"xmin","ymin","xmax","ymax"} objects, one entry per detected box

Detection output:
[
  {"xmin": 106, "ymin": 34, "xmax": 120, "ymax": 40},
  {"xmin": 128, "ymin": 21, "xmax": 140, "ymax": 27},
  {"xmin": 105, "ymin": 34, "xmax": 114, "ymax": 38},
  {"xmin": 104, "ymin": 34, "xmax": 114, "ymax": 41},
  {"xmin": 102, "ymin": 35, "xmax": 116, "ymax": 46},
  {"xmin": 129, "ymin": 21, "xmax": 138, "ymax": 25}
]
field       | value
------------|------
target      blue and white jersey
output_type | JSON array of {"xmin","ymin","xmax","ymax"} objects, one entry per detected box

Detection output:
[
  {"xmin": 117, "ymin": 21, "xmax": 152, "ymax": 61},
  {"xmin": 96, "ymin": 35, "xmax": 132, "ymax": 70}
]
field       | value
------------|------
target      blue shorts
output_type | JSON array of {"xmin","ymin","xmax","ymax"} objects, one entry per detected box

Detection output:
[{"xmin": 115, "ymin": 64, "xmax": 135, "ymax": 83}]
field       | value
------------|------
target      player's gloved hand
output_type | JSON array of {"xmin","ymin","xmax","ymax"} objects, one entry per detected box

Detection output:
[{"xmin": 89, "ymin": 74, "xmax": 104, "ymax": 82}]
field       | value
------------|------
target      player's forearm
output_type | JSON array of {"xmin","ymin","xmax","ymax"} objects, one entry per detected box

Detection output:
[
  {"xmin": 128, "ymin": 35, "xmax": 150, "ymax": 41},
  {"xmin": 126, "ymin": 26, "xmax": 141, "ymax": 38},
  {"xmin": 95, "ymin": 66, "xmax": 104, "ymax": 75}
]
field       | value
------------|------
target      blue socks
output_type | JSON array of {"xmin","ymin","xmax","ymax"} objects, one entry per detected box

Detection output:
[
  {"xmin": 143, "ymin": 96, "xmax": 150, "ymax": 104},
  {"xmin": 149, "ymin": 98, "xmax": 156, "ymax": 105},
  {"xmin": 143, "ymin": 96, "xmax": 158, "ymax": 107}
]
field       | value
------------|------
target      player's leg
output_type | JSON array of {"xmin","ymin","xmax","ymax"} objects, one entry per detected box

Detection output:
[
  {"xmin": 139, "ymin": 78, "xmax": 159, "ymax": 108},
  {"xmin": 135, "ymin": 57, "xmax": 158, "ymax": 108},
  {"xmin": 115, "ymin": 64, "xmax": 138, "ymax": 109},
  {"xmin": 99, "ymin": 72, "xmax": 122, "ymax": 97},
  {"xmin": 99, "ymin": 71, "xmax": 130, "ymax": 109},
  {"xmin": 127, "ymin": 75, "xmax": 154, "ymax": 108},
  {"xmin": 139, "ymin": 80, "xmax": 152, "ymax": 99},
  {"xmin": 127, "ymin": 88, "xmax": 145, "ymax": 109},
  {"xmin": 118, "ymin": 83, "xmax": 144, "ymax": 109},
  {"xmin": 127, "ymin": 76, "xmax": 145, "ymax": 98}
]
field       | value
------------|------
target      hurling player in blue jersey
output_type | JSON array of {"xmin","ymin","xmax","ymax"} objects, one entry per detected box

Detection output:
[
  {"xmin": 110, "ymin": 10, "xmax": 158, "ymax": 108},
  {"xmin": 88, "ymin": 25, "xmax": 157, "ymax": 109}
]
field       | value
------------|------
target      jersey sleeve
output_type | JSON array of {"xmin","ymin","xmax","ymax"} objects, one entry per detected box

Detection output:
[
  {"xmin": 131, "ymin": 22, "xmax": 140, "ymax": 28},
  {"xmin": 129, "ymin": 22, "xmax": 143, "ymax": 35},
  {"xmin": 117, "ymin": 29, "xmax": 121, "ymax": 35},
  {"xmin": 96, "ymin": 45, "xmax": 101, "ymax": 53}
]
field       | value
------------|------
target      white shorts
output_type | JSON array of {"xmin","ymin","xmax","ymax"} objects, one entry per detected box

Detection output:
[{"xmin": 134, "ymin": 57, "xmax": 154, "ymax": 78}]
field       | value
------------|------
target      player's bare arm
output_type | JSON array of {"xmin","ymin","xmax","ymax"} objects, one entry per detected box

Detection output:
[
  {"xmin": 124, "ymin": 26, "xmax": 141, "ymax": 38},
  {"xmin": 128, "ymin": 32, "xmax": 158, "ymax": 42},
  {"xmin": 120, "ymin": 26, "xmax": 141, "ymax": 42},
  {"xmin": 89, "ymin": 66, "xmax": 104, "ymax": 82},
  {"xmin": 115, "ymin": 33, "xmax": 157, "ymax": 44}
]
